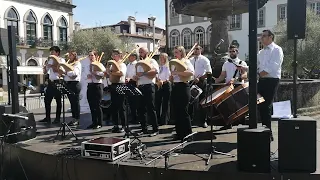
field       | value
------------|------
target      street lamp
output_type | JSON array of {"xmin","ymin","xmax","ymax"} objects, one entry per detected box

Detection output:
[{"xmin": 148, "ymin": 16, "xmax": 156, "ymax": 52}]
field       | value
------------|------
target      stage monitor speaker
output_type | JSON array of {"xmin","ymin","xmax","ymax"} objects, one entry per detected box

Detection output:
[
  {"xmin": 287, "ymin": 0, "xmax": 306, "ymax": 39},
  {"xmin": 237, "ymin": 127, "xmax": 271, "ymax": 173},
  {"xmin": 0, "ymin": 28, "xmax": 9, "ymax": 55},
  {"xmin": 0, "ymin": 105, "xmax": 36, "ymax": 144},
  {"xmin": 278, "ymin": 116, "xmax": 317, "ymax": 173}
]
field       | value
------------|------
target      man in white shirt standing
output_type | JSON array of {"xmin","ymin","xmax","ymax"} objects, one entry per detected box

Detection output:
[
  {"xmin": 134, "ymin": 47, "xmax": 159, "ymax": 137},
  {"xmin": 258, "ymin": 29, "xmax": 284, "ymax": 141},
  {"xmin": 215, "ymin": 45, "xmax": 248, "ymax": 130},
  {"xmin": 40, "ymin": 46, "xmax": 65, "ymax": 124},
  {"xmin": 126, "ymin": 53, "xmax": 138, "ymax": 124},
  {"xmin": 189, "ymin": 45, "xmax": 212, "ymax": 128}
]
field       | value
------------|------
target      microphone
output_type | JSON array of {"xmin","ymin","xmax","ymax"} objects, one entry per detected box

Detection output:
[
  {"xmin": 20, "ymin": 126, "xmax": 33, "ymax": 131},
  {"xmin": 206, "ymin": 72, "xmax": 213, "ymax": 86},
  {"xmin": 2, "ymin": 113, "xmax": 29, "ymax": 120},
  {"xmin": 215, "ymin": 39, "xmax": 224, "ymax": 50}
]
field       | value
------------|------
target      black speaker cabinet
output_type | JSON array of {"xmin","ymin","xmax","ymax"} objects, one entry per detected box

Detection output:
[
  {"xmin": 287, "ymin": 0, "xmax": 306, "ymax": 39},
  {"xmin": 278, "ymin": 116, "xmax": 317, "ymax": 173},
  {"xmin": 237, "ymin": 126, "xmax": 271, "ymax": 173},
  {"xmin": 0, "ymin": 105, "xmax": 36, "ymax": 143},
  {"xmin": 0, "ymin": 28, "xmax": 9, "ymax": 55}
]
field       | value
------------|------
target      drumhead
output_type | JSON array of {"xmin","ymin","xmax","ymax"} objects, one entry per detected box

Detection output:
[{"xmin": 201, "ymin": 86, "xmax": 229, "ymax": 104}]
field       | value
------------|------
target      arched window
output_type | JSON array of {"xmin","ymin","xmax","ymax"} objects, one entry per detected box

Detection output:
[
  {"xmin": 182, "ymin": 29, "xmax": 192, "ymax": 49},
  {"xmin": 207, "ymin": 26, "xmax": 212, "ymax": 45},
  {"xmin": 43, "ymin": 14, "xmax": 53, "ymax": 43},
  {"xmin": 27, "ymin": 59, "xmax": 38, "ymax": 66},
  {"xmin": 170, "ymin": 2, "xmax": 178, "ymax": 17},
  {"xmin": 5, "ymin": 7, "xmax": 19, "ymax": 35},
  {"xmin": 25, "ymin": 10, "xmax": 37, "ymax": 45},
  {"xmin": 170, "ymin": 30, "xmax": 180, "ymax": 48},
  {"xmin": 194, "ymin": 27, "xmax": 205, "ymax": 46},
  {"xmin": 58, "ymin": 17, "xmax": 68, "ymax": 43}
]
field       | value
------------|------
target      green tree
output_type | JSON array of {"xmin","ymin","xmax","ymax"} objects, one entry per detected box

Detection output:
[
  {"xmin": 273, "ymin": 9, "xmax": 320, "ymax": 77},
  {"xmin": 69, "ymin": 28, "xmax": 135, "ymax": 64}
]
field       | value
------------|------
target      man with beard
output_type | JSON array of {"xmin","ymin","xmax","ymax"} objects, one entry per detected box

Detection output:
[{"xmin": 215, "ymin": 45, "xmax": 248, "ymax": 130}]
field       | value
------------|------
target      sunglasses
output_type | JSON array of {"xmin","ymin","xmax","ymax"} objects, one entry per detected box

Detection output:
[{"xmin": 229, "ymin": 50, "xmax": 236, "ymax": 53}]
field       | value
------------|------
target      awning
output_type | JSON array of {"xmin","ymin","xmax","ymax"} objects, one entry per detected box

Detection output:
[{"xmin": 17, "ymin": 66, "xmax": 43, "ymax": 75}]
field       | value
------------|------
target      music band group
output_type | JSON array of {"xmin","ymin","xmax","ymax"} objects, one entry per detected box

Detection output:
[{"xmin": 40, "ymin": 29, "xmax": 283, "ymax": 142}]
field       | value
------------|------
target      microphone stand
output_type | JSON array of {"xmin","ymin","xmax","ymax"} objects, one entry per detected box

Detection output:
[{"xmin": 205, "ymin": 72, "xmax": 235, "ymax": 165}]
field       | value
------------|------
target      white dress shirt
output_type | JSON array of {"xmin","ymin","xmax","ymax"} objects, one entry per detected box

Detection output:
[
  {"xmin": 136, "ymin": 59, "xmax": 159, "ymax": 85},
  {"xmin": 88, "ymin": 62, "xmax": 106, "ymax": 83},
  {"xmin": 189, "ymin": 54, "xmax": 212, "ymax": 79},
  {"xmin": 171, "ymin": 60, "xmax": 194, "ymax": 82},
  {"xmin": 126, "ymin": 60, "xmax": 137, "ymax": 79},
  {"xmin": 64, "ymin": 61, "xmax": 81, "ymax": 82},
  {"xmin": 257, "ymin": 42, "xmax": 284, "ymax": 79},
  {"xmin": 221, "ymin": 57, "xmax": 247, "ymax": 83},
  {"xmin": 158, "ymin": 65, "xmax": 171, "ymax": 81},
  {"xmin": 109, "ymin": 62, "xmax": 127, "ymax": 84},
  {"xmin": 46, "ymin": 57, "xmax": 65, "ymax": 81}
]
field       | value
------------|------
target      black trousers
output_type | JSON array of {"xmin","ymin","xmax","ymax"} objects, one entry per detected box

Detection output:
[
  {"xmin": 87, "ymin": 83, "xmax": 103, "ymax": 126},
  {"xmin": 44, "ymin": 80, "xmax": 62, "ymax": 120},
  {"xmin": 258, "ymin": 78, "xmax": 280, "ymax": 131},
  {"xmin": 127, "ymin": 80, "xmax": 138, "ymax": 123},
  {"xmin": 137, "ymin": 83, "xmax": 158, "ymax": 132},
  {"xmin": 155, "ymin": 82, "xmax": 171, "ymax": 125},
  {"xmin": 188, "ymin": 78, "xmax": 207, "ymax": 124},
  {"xmin": 66, "ymin": 81, "xmax": 81, "ymax": 120},
  {"xmin": 172, "ymin": 82, "xmax": 192, "ymax": 139},
  {"xmin": 110, "ymin": 83, "xmax": 126, "ymax": 126}
]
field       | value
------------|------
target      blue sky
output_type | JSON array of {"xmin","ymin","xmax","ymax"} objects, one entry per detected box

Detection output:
[{"xmin": 73, "ymin": 0, "xmax": 166, "ymax": 28}]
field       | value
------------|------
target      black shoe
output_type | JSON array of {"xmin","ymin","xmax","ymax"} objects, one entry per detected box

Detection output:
[
  {"xmin": 219, "ymin": 124, "xmax": 232, "ymax": 130},
  {"xmin": 39, "ymin": 118, "xmax": 50, "ymax": 123},
  {"xmin": 149, "ymin": 131, "xmax": 159, "ymax": 137},
  {"xmin": 93, "ymin": 125, "xmax": 102, "ymax": 129},
  {"xmin": 112, "ymin": 126, "xmax": 124, "ymax": 133},
  {"xmin": 137, "ymin": 129, "xmax": 148, "ymax": 135},
  {"xmin": 172, "ymin": 134, "xmax": 182, "ymax": 141},
  {"xmin": 52, "ymin": 119, "xmax": 60, "ymax": 124},
  {"xmin": 86, "ymin": 124, "xmax": 95, "ymax": 129},
  {"xmin": 68, "ymin": 120, "xmax": 79, "ymax": 126}
]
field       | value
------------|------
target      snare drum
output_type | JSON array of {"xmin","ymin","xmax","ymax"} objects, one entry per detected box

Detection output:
[
  {"xmin": 190, "ymin": 85, "xmax": 203, "ymax": 104},
  {"xmin": 101, "ymin": 91, "xmax": 111, "ymax": 109}
]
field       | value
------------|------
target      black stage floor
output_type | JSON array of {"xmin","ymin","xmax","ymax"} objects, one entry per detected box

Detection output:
[{"xmin": 3, "ymin": 107, "xmax": 320, "ymax": 180}]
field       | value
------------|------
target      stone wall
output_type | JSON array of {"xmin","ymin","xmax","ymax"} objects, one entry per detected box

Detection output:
[{"xmin": 275, "ymin": 79, "xmax": 320, "ymax": 109}]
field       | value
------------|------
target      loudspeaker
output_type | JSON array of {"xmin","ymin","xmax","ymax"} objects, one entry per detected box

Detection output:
[
  {"xmin": 0, "ymin": 28, "xmax": 9, "ymax": 55},
  {"xmin": 0, "ymin": 105, "xmax": 36, "ymax": 143},
  {"xmin": 237, "ymin": 127, "xmax": 271, "ymax": 173},
  {"xmin": 278, "ymin": 116, "xmax": 317, "ymax": 173},
  {"xmin": 287, "ymin": 0, "xmax": 306, "ymax": 39}
]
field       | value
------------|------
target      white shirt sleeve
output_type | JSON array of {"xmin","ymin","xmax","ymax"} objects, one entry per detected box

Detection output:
[
  {"xmin": 262, "ymin": 47, "xmax": 283, "ymax": 75},
  {"xmin": 186, "ymin": 60, "xmax": 194, "ymax": 74},
  {"xmin": 203, "ymin": 56, "xmax": 212, "ymax": 73}
]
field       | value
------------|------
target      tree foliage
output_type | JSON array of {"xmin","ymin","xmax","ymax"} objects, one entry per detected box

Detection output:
[
  {"xmin": 273, "ymin": 9, "xmax": 320, "ymax": 77},
  {"xmin": 69, "ymin": 28, "xmax": 135, "ymax": 64}
]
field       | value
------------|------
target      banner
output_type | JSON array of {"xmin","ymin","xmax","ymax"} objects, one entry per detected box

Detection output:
[{"xmin": 79, "ymin": 57, "xmax": 91, "ymax": 113}]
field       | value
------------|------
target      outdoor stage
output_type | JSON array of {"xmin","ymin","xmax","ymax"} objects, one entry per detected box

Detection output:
[{"xmin": 3, "ymin": 107, "xmax": 320, "ymax": 180}]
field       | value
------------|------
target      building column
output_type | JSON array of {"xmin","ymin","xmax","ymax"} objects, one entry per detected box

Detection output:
[
  {"xmin": 37, "ymin": 50, "xmax": 44, "ymax": 85},
  {"xmin": 68, "ymin": 12, "xmax": 74, "ymax": 39},
  {"xmin": 209, "ymin": 11, "xmax": 230, "ymax": 77},
  {"xmin": 20, "ymin": 49, "xmax": 27, "ymax": 66}
]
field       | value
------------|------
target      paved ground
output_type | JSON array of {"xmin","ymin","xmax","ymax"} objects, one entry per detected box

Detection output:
[{"xmin": 14, "ymin": 106, "xmax": 320, "ymax": 173}]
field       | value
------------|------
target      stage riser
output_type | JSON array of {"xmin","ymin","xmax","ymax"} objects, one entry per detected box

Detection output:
[{"xmin": 4, "ymin": 145, "xmax": 319, "ymax": 180}]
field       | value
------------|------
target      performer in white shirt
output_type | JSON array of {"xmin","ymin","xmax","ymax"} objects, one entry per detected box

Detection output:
[
  {"xmin": 215, "ymin": 45, "xmax": 248, "ymax": 85},
  {"xmin": 155, "ymin": 53, "xmax": 171, "ymax": 125},
  {"xmin": 126, "ymin": 53, "xmax": 138, "ymax": 124},
  {"xmin": 107, "ymin": 49, "xmax": 127, "ymax": 133},
  {"xmin": 133, "ymin": 47, "xmax": 159, "ymax": 137},
  {"xmin": 86, "ymin": 50, "xmax": 106, "ymax": 129},
  {"xmin": 40, "ymin": 46, "xmax": 65, "ymax": 124},
  {"xmin": 64, "ymin": 51, "xmax": 82, "ymax": 126},
  {"xmin": 189, "ymin": 45, "xmax": 212, "ymax": 128},
  {"xmin": 258, "ymin": 29, "xmax": 283, "ymax": 141},
  {"xmin": 215, "ymin": 45, "xmax": 248, "ymax": 130},
  {"xmin": 170, "ymin": 45, "xmax": 194, "ymax": 141}
]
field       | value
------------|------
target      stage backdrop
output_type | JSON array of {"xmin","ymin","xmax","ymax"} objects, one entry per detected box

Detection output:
[{"xmin": 80, "ymin": 57, "xmax": 91, "ymax": 113}]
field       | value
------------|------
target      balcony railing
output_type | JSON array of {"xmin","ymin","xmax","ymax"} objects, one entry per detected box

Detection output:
[{"xmin": 16, "ymin": 37, "xmax": 70, "ymax": 50}]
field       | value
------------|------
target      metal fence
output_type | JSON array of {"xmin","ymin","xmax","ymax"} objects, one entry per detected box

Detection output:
[{"xmin": 0, "ymin": 95, "xmax": 70, "ymax": 111}]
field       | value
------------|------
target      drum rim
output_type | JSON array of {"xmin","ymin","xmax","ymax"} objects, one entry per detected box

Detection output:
[{"xmin": 200, "ymin": 84, "xmax": 234, "ymax": 107}]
